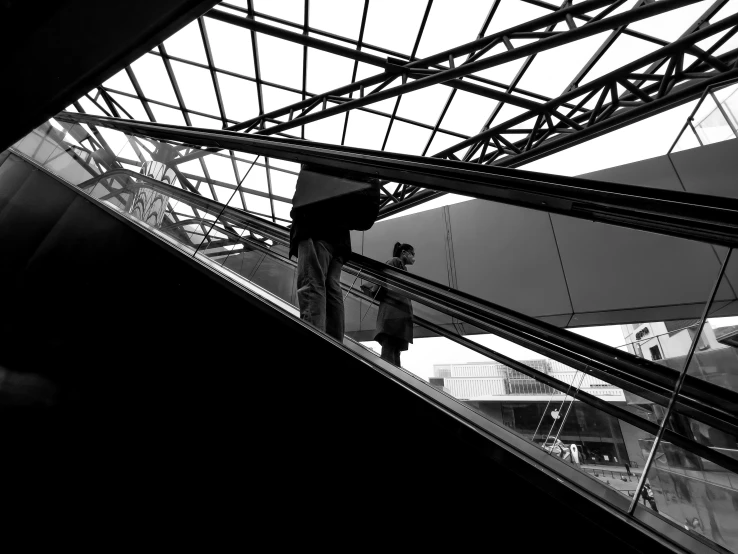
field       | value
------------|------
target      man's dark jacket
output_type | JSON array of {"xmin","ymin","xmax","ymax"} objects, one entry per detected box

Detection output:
[{"xmin": 289, "ymin": 166, "xmax": 380, "ymax": 261}]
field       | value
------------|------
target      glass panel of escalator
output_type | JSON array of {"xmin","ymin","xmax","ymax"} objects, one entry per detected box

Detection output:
[
  {"xmin": 14, "ymin": 122, "xmax": 100, "ymax": 186},
  {"xmin": 637, "ymin": 439, "xmax": 738, "ymax": 552}
]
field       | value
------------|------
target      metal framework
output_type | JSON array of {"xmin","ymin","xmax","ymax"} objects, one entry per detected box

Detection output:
[{"xmin": 62, "ymin": 0, "xmax": 738, "ymax": 221}]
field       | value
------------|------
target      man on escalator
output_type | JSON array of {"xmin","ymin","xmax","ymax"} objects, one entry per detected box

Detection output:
[{"xmin": 289, "ymin": 165, "xmax": 380, "ymax": 342}]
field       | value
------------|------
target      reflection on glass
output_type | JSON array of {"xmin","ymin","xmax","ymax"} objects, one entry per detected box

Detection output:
[{"xmin": 640, "ymin": 440, "xmax": 738, "ymax": 552}]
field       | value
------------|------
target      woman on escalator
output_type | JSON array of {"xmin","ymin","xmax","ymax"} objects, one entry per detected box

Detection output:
[{"xmin": 373, "ymin": 242, "xmax": 415, "ymax": 366}]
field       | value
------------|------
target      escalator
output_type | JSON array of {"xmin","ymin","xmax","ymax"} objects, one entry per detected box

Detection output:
[{"xmin": 2, "ymin": 115, "xmax": 738, "ymax": 552}]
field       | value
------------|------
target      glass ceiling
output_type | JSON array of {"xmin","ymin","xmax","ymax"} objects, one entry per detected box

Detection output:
[{"xmin": 60, "ymin": 0, "xmax": 738, "ymax": 226}]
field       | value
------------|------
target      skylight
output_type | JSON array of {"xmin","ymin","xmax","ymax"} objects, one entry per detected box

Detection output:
[{"xmin": 61, "ymin": 0, "xmax": 738, "ymax": 223}]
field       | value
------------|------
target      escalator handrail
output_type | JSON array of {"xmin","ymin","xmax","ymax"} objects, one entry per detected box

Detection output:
[
  {"xmin": 79, "ymin": 168, "xmax": 738, "ymax": 441},
  {"xmin": 56, "ymin": 111, "xmax": 738, "ymax": 249}
]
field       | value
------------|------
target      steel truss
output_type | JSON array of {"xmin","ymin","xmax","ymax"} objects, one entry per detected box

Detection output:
[{"xmin": 73, "ymin": 0, "xmax": 738, "ymax": 218}]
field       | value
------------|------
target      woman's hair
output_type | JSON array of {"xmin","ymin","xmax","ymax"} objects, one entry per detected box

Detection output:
[{"xmin": 393, "ymin": 242, "xmax": 414, "ymax": 258}]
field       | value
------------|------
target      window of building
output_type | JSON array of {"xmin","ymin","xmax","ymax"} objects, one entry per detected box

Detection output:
[{"xmin": 649, "ymin": 345, "xmax": 663, "ymax": 361}]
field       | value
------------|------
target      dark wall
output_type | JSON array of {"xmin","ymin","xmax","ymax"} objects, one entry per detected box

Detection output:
[
  {"xmin": 0, "ymin": 0, "xmax": 220, "ymax": 151},
  {"xmin": 0, "ymin": 152, "xmax": 679, "ymax": 552}
]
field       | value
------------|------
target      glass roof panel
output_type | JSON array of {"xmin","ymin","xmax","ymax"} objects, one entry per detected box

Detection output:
[
  {"xmin": 383, "ymin": 120, "xmax": 432, "ymax": 155},
  {"xmin": 310, "ymin": 0, "xmax": 365, "ymax": 40},
  {"xmin": 241, "ymin": 162, "xmax": 270, "ymax": 194},
  {"xmin": 262, "ymin": 85, "xmax": 302, "ymax": 113},
  {"xmin": 268, "ymin": 166, "xmax": 298, "ymax": 199},
  {"xmin": 268, "ymin": 158, "xmax": 300, "ymax": 172},
  {"xmin": 130, "ymin": 53, "xmax": 179, "ymax": 105},
  {"xmin": 441, "ymin": 89, "xmax": 498, "ymax": 137},
  {"xmin": 579, "ymin": 34, "xmax": 661, "ymax": 86},
  {"xmin": 204, "ymin": 17, "xmax": 255, "ymax": 77},
  {"xmin": 395, "ymin": 84, "xmax": 452, "ymax": 127},
  {"xmin": 484, "ymin": 0, "xmax": 550, "ymax": 37},
  {"xmin": 170, "ymin": 60, "xmax": 221, "ymax": 117},
  {"xmin": 189, "ymin": 113, "xmax": 224, "ymax": 129},
  {"xmin": 150, "ymin": 103, "xmax": 188, "ymax": 125},
  {"xmin": 103, "ymin": 70, "xmax": 136, "ymax": 95},
  {"xmin": 78, "ymin": 96, "xmax": 107, "ymax": 117},
  {"xmin": 711, "ymin": 0, "xmax": 738, "ymax": 23},
  {"xmin": 179, "ymin": 159, "xmax": 206, "ymax": 177},
  {"xmin": 303, "ymin": 112, "xmax": 345, "ymax": 144},
  {"xmin": 416, "ymin": 0, "xmax": 493, "ymax": 58},
  {"xmin": 426, "ymin": 131, "xmax": 470, "ymax": 159},
  {"xmin": 211, "ymin": 184, "xmax": 233, "ymax": 203},
  {"xmin": 361, "ymin": 84, "xmax": 405, "ymax": 114},
  {"xmin": 254, "ymin": 0, "xmax": 304, "ymax": 24},
  {"xmin": 198, "ymin": 183, "xmax": 215, "ymax": 199},
  {"xmin": 273, "ymin": 200, "xmax": 292, "ymax": 221},
  {"xmin": 235, "ymin": 159, "xmax": 256, "ymax": 183},
  {"xmin": 629, "ymin": 0, "xmax": 710, "ymax": 42},
  {"xmin": 242, "ymin": 193, "xmax": 273, "ymax": 216},
  {"xmin": 307, "ymin": 49, "xmax": 356, "ymax": 95},
  {"xmin": 354, "ymin": 61, "xmax": 384, "ymax": 82},
  {"xmin": 516, "ymin": 32, "xmax": 610, "ymax": 98},
  {"xmin": 714, "ymin": 31, "xmax": 738, "ymax": 56},
  {"xmin": 363, "ymin": 0, "xmax": 428, "ymax": 55},
  {"xmin": 164, "ymin": 20, "xmax": 208, "ymax": 65},
  {"xmin": 492, "ymin": 103, "xmax": 530, "ymax": 129},
  {"xmin": 257, "ymin": 34, "xmax": 304, "ymax": 90},
  {"xmin": 218, "ymin": 73, "xmax": 260, "ymax": 122},
  {"xmin": 471, "ymin": 45, "xmax": 530, "ymax": 87},
  {"xmin": 205, "ymin": 154, "xmax": 238, "ymax": 185}
]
